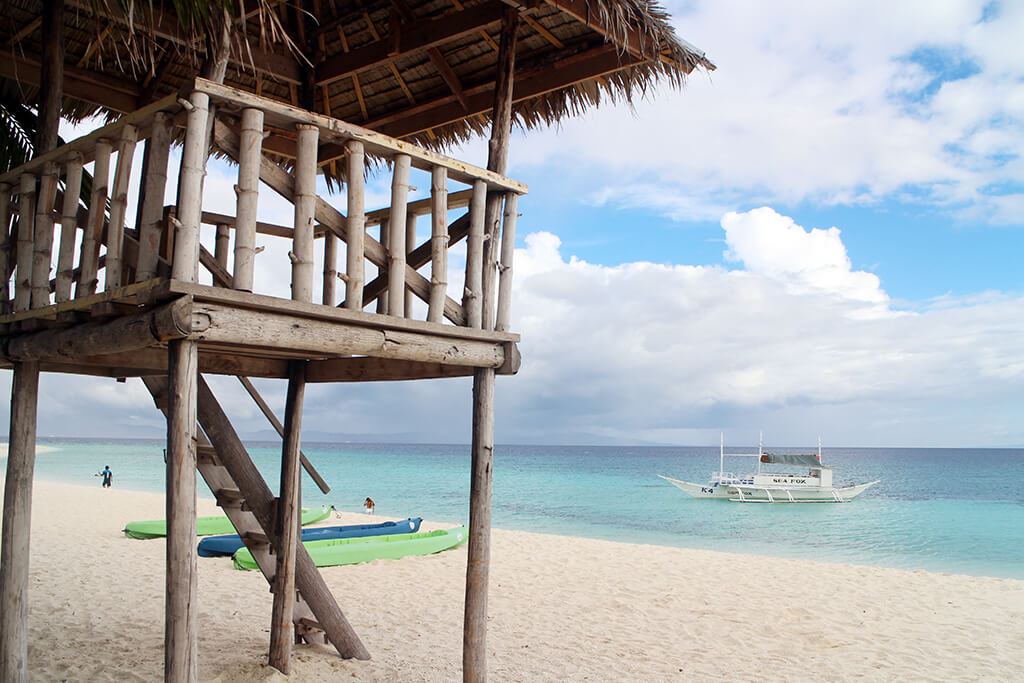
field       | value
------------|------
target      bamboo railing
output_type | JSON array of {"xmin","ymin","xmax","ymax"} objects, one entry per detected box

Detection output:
[{"xmin": 0, "ymin": 79, "xmax": 525, "ymax": 337}]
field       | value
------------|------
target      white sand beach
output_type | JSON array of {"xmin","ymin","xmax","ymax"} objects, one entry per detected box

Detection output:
[{"xmin": 4, "ymin": 479, "xmax": 1023, "ymax": 681}]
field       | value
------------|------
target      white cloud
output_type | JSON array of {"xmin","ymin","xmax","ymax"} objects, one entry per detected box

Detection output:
[{"xmin": 508, "ymin": 0, "xmax": 1024, "ymax": 224}]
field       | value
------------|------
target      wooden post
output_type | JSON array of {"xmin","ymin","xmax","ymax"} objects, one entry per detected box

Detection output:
[
  {"xmin": 387, "ymin": 155, "xmax": 411, "ymax": 317},
  {"xmin": 173, "ymin": 91, "xmax": 211, "ymax": 283},
  {"xmin": 105, "ymin": 125, "xmax": 139, "ymax": 290},
  {"xmin": 376, "ymin": 218, "xmax": 389, "ymax": 314},
  {"xmin": 427, "ymin": 166, "xmax": 448, "ymax": 323},
  {"xmin": 0, "ymin": 360, "xmax": 40, "ymax": 683},
  {"xmin": 495, "ymin": 192, "xmax": 518, "ymax": 332},
  {"xmin": 234, "ymin": 108, "xmax": 264, "ymax": 293},
  {"xmin": 463, "ymin": 180, "xmax": 486, "ymax": 329},
  {"xmin": 344, "ymin": 141, "xmax": 365, "ymax": 310},
  {"xmin": 137, "ymin": 112, "xmax": 173, "ymax": 281},
  {"xmin": 292, "ymin": 124, "xmax": 318, "ymax": 303},
  {"xmin": 31, "ymin": 163, "xmax": 58, "ymax": 308},
  {"xmin": 55, "ymin": 153, "xmax": 84, "ymax": 302},
  {"xmin": 78, "ymin": 138, "xmax": 111, "ymax": 296},
  {"xmin": 0, "ymin": 183, "xmax": 10, "ymax": 312},
  {"xmin": 14, "ymin": 174, "xmax": 36, "ymax": 312},
  {"xmin": 466, "ymin": 7, "xmax": 518, "ymax": 682},
  {"xmin": 165, "ymin": 339, "xmax": 198, "ymax": 683},
  {"xmin": 269, "ymin": 360, "xmax": 306, "ymax": 673}
]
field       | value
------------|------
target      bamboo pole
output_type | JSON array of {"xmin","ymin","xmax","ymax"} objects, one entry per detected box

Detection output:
[
  {"xmin": 405, "ymin": 215, "xmax": 416, "ymax": 317},
  {"xmin": 214, "ymin": 224, "xmax": 230, "ymax": 272},
  {"xmin": 0, "ymin": 182, "xmax": 10, "ymax": 312},
  {"xmin": 55, "ymin": 154, "xmax": 84, "ymax": 302},
  {"xmin": 344, "ymin": 140, "xmax": 365, "ymax": 310},
  {"xmin": 495, "ymin": 192, "xmax": 518, "ymax": 332},
  {"xmin": 323, "ymin": 232, "xmax": 337, "ymax": 306},
  {"xmin": 78, "ymin": 138, "xmax": 111, "ymax": 296},
  {"xmin": 173, "ymin": 91, "xmax": 211, "ymax": 284},
  {"xmin": 387, "ymin": 154, "xmax": 411, "ymax": 317},
  {"xmin": 427, "ymin": 166, "xmax": 448, "ymax": 323},
  {"xmin": 292, "ymin": 124, "xmax": 318, "ymax": 303},
  {"xmin": 466, "ymin": 8, "xmax": 518, "ymax": 682},
  {"xmin": 234, "ymin": 108, "xmax": 264, "ymax": 293},
  {"xmin": 105, "ymin": 125, "xmax": 138, "ymax": 290},
  {"xmin": 0, "ymin": 360, "xmax": 40, "ymax": 683},
  {"xmin": 269, "ymin": 360, "xmax": 306, "ymax": 673},
  {"xmin": 165, "ymin": 339, "xmax": 199, "ymax": 683},
  {"xmin": 136, "ymin": 112, "xmax": 173, "ymax": 281},
  {"xmin": 14, "ymin": 174, "xmax": 36, "ymax": 312},
  {"xmin": 376, "ymin": 218, "xmax": 389, "ymax": 314},
  {"xmin": 463, "ymin": 181, "xmax": 486, "ymax": 329},
  {"xmin": 31, "ymin": 163, "xmax": 58, "ymax": 308}
]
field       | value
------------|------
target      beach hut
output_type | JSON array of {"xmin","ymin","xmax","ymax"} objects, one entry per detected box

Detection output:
[{"xmin": 0, "ymin": 1, "xmax": 713, "ymax": 680}]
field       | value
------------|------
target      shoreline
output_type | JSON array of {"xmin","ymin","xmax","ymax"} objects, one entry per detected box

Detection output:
[{"xmin": 4, "ymin": 479, "xmax": 1024, "ymax": 681}]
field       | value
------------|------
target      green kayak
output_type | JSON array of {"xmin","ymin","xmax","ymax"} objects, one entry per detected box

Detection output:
[
  {"xmin": 233, "ymin": 526, "xmax": 468, "ymax": 570},
  {"xmin": 124, "ymin": 507, "xmax": 330, "ymax": 539}
]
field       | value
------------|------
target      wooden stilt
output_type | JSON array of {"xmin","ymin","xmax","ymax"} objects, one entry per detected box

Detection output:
[
  {"xmin": 269, "ymin": 360, "xmax": 306, "ymax": 673},
  {"xmin": 465, "ymin": 7, "xmax": 519, "ymax": 682},
  {"xmin": 292, "ymin": 124, "xmax": 319, "ymax": 303},
  {"xmin": 31, "ymin": 163, "xmax": 58, "ymax": 308},
  {"xmin": 165, "ymin": 340, "xmax": 198, "ymax": 683},
  {"xmin": 495, "ymin": 192, "xmax": 518, "ymax": 332},
  {"xmin": 234, "ymin": 108, "xmax": 264, "ymax": 293},
  {"xmin": 105, "ymin": 125, "xmax": 138, "ymax": 290},
  {"xmin": 405, "ymin": 214, "xmax": 416, "ymax": 317},
  {"xmin": 214, "ymin": 224, "xmax": 230, "ymax": 273},
  {"xmin": 345, "ymin": 141, "xmax": 365, "ymax": 311},
  {"xmin": 136, "ymin": 112, "xmax": 173, "ymax": 281},
  {"xmin": 463, "ymin": 180, "xmax": 486, "ymax": 329},
  {"xmin": 0, "ymin": 360, "xmax": 40, "ymax": 683},
  {"xmin": 428, "ymin": 166, "xmax": 448, "ymax": 323},
  {"xmin": 387, "ymin": 155, "xmax": 411, "ymax": 317},
  {"xmin": 14, "ymin": 174, "xmax": 36, "ymax": 312},
  {"xmin": 78, "ymin": 138, "xmax": 111, "ymax": 296},
  {"xmin": 55, "ymin": 153, "xmax": 84, "ymax": 302}
]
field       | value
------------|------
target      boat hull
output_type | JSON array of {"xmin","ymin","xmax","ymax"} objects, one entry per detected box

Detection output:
[
  {"xmin": 197, "ymin": 517, "xmax": 423, "ymax": 557},
  {"xmin": 658, "ymin": 475, "xmax": 880, "ymax": 503},
  {"xmin": 124, "ymin": 507, "xmax": 331, "ymax": 539},
  {"xmin": 232, "ymin": 526, "xmax": 468, "ymax": 570}
]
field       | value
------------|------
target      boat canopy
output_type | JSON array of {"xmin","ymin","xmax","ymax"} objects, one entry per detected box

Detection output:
[{"xmin": 760, "ymin": 453, "xmax": 824, "ymax": 467}]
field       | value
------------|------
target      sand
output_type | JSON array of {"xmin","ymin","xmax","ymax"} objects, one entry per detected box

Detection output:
[{"xmin": 4, "ymin": 479, "xmax": 1023, "ymax": 682}]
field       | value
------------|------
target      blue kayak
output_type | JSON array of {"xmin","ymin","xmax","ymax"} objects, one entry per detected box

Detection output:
[{"xmin": 197, "ymin": 517, "xmax": 423, "ymax": 557}]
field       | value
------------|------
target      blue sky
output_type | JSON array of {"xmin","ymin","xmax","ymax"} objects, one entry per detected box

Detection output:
[{"xmin": 4, "ymin": 0, "xmax": 1024, "ymax": 448}]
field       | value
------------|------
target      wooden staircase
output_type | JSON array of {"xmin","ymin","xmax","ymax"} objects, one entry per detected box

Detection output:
[{"xmin": 142, "ymin": 374, "xmax": 369, "ymax": 659}]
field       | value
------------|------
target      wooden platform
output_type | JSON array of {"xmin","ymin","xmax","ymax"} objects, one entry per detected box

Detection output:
[{"xmin": 0, "ymin": 278, "xmax": 520, "ymax": 381}]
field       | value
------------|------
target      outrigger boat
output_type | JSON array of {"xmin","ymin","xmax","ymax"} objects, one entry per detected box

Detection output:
[{"xmin": 659, "ymin": 435, "xmax": 879, "ymax": 503}]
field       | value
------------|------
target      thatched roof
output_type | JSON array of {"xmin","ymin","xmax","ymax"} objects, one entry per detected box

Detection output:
[{"xmin": 1, "ymin": 0, "xmax": 714, "ymax": 156}]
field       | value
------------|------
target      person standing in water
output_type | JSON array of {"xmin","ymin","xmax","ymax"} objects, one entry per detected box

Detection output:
[
  {"xmin": 97, "ymin": 465, "xmax": 113, "ymax": 488},
  {"xmin": 363, "ymin": 497, "xmax": 374, "ymax": 514}
]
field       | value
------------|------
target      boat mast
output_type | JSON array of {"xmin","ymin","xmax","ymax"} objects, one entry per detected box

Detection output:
[
  {"xmin": 758, "ymin": 431, "xmax": 763, "ymax": 474},
  {"xmin": 720, "ymin": 432, "xmax": 724, "ymax": 476}
]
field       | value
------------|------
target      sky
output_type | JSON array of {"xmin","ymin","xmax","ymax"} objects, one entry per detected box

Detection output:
[{"xmin": 4, "ymin": 0, "xmax": 1024, "ymax": 448}]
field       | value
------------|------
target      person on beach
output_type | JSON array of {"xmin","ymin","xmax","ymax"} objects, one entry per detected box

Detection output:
[
  {"xmin": 364, "ymin": 497, "xmax": 375, "ymax": 514},
  {"xmin": 96, "ymin": 465, "xmax": 113, "ymax": 488}
]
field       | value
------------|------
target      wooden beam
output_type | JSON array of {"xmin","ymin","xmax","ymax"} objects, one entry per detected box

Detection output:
[
  {"xmin": 307, "ymin": 356, "xmax": 475, "ymax": 382},
  {"xmin": 9, "ymin": 349, "xmax": 290, "ymax": 378},
  {"xmin": 0, "ymin": 53, "xmax": 140, "ymax": 116},
  {"xmin": 315, "ymin": 2, "xmax": 506, "ymax": 87},
  {"xmin": 0, "ymin": 360, "xmax": 40, "ymax": 683}
]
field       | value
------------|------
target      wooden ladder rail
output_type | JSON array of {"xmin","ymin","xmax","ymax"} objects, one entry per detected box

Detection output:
[{"xmin": 141, "ymin": 374, "xmax": 370, "ymax": 660}]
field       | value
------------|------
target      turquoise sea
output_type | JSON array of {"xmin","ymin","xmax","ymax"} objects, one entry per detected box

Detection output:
[{"xmin": 12, "ymin": 439, "xmax": 1024, "ymax": 580}]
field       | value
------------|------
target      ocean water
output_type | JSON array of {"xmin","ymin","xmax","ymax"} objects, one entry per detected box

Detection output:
[{"xmin": 13, "ymin": 439, "xmax": 1024, "ymax": 580}]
